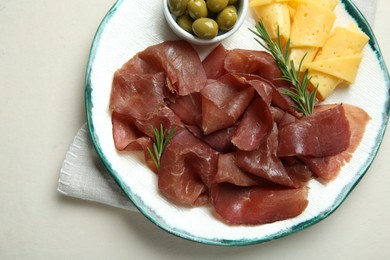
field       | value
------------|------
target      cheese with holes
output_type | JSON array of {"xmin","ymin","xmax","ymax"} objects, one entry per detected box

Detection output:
[
  {"xmin": 252, "ymin": 3, "xmax": 291, "ymax": 41},
  {"xmin": 290, "ymin": 2, "xmax": 336, "ymax": 47},
  {"xmin": 308, "ymin": 70, "xmax": 343, "ymax": 100},
  {"xmin": 307, "ymin": 53, "xmax": 363, "ymax": 83},
  {"xmin": 289, "ymin": 47, "xmax": 318, "ymax": 71},
  {"xmin": 289, "ymin": 0, "xmax": 338, "ymax": 10},
  {"xmin": 315, "ymin": 24, "xmax": 369, "ymax": 61}
]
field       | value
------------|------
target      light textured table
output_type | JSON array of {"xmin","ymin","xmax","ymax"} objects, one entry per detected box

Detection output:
[{"xmin": 1, "ymin": 0, "xmax": 389, "ymax": 259}]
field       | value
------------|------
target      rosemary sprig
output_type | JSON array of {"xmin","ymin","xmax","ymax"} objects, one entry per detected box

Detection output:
[
  {"xmin": 147, "ymin": 124, "xmax": 176, "ymax": 170},
  {"xmin": 249, "ymin": 20, "xmax": 318, "ymax": 116}
]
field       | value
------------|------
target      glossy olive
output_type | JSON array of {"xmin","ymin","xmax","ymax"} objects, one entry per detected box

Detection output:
[
  {"xmin": 206, "ymin": 0, "xmax": 229, "ymax": 13},
  {"xmin": 192, "ymin": 18, "xmax": 219, "ymax": 39},
  {"xmin": 187, "ymin": 0, "xmax": 208, "ymax": 19},
  {"xmin": 176, "ymin": 14, "xmax": 194, "ymax": 33},
  {"xmin": 228, "ymin": 0, "xmax": 238, "ymax": 4},
  {"xmin": 216, "ymin": 6, "xmax": 237, "ymax": 31},
  {"xmin": 168, "ymin": 0, "xmax": 189, "ymax": 17}
]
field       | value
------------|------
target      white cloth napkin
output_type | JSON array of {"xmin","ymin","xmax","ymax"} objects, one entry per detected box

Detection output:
[{"xmin": 57, "ymin": 0, "xmax": 377, "ymax": 212}]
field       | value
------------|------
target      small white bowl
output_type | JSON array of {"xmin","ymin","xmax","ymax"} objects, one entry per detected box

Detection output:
[{"xmin": 163, "ymin": 0, "xmax": 248, "ymax": 45}]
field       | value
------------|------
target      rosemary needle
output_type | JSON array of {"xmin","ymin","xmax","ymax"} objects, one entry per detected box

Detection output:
[
  {"xmin": 147, "ymin": 124, "xmax": 176, "ymax": 170},
  {"xmin": 249, "ymin": 20, "xmax": 318, "ymax": 116}
]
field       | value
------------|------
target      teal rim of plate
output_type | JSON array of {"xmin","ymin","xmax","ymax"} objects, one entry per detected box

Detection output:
[{"xmin": 85, "ymin": 0, "xmax": 390, "ymax": 246}]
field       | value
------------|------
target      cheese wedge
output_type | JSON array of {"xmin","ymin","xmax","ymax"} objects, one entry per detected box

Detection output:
[
  {"xmin": 308, "ymin": 70, "xmax": 343, "ymax": 100},
  {"xmin": 289, "ymin": 47, "xmax": 318, "ymax": 71},
  {"xmin": 315, "ymin": 24, "xmax": 369, "ymax": 60},
  {"xmin": 252, "ymin": 3, "xmax": 291, "ymax": 42},
  {"xmin": 306, "ymin": 53, "xmax": 363, "ymax": 83},
  {"xmin": 290, "ymin": 2, "xmax": 336, "ymax": 47}
]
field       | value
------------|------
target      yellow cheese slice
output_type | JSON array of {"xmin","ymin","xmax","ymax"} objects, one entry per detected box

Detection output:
[
  {"xmin": 249, "ymin": 0, "xmax": 274, "ymax": 8},
  {"xmin": 289, "ymin": 47, "xmax": 318, "ymax": 71},
  {"xmin": 250, "ymin": 0, "xmax": 290, "ymax": 8},
  {"xmin": 315, "ymin": 24, "xmax": 369, "ymax": 60},
  {"xmin": 252, "ymin": 3, "xmax": 291, "ymax": 42},
  {"xmin": 306, "ymin": 53, "xmax": 363, "ymax": 83},
  {"xmin": 289, "ymin": 0, "xmax": 338, "ymax": 10},
  {"xmin": 288, "ymin": 5, "xmax": 296, "ymax": 20},
  {"xmin": 290, "ymin": 2, "xmax": 336, "ymax": 47},
  {"xmin": 308, "ymin": 70, "xmax": 343, "ymax": 101}
]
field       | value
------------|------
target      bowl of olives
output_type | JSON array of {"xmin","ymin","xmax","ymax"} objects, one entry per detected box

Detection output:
[{"xmin": 163, "ymin": 0, "xmax": 248, "ymax": 45}]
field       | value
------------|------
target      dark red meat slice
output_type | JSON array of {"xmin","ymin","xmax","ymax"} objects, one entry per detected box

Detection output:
[
  {"xmin": 187, "ymin": 125, "xmax": 237, "ymax": 153},
  {"xmin": 158, "ymin": 128, "xmax": 218, "ymax": 206},
  {"xmin": 300, "ymin": 104, "xmax": 370, "ymax": 181},
  {"xmin": 138, "ymin": 40, "xmax": 207, "ymax": 95},
  {"xmin": 110, "ymin": 72, "xmax": 166, "ymax": 119},
  {"xmin": 284, "ymin": 161, "xmax": 313, "ymax": 188},
  {"xmin": 202, "ymin": 44, "xmax": 227, "ymax": 79},
  {"xmin": 210, "ymin": 183, "xmax": 309, "ymax": 225},
  {"xmin": 231, "ymin": 98, "xmax": 273, "ymax": 151},
  {"xmin": 111, "ymin": 112, "xmax": 151, "ymax": 151},
  {"xmin": 201, "ymin": 76, "xmax": 254, "ymax": 134},
  {"xmin": 235, "ymin": 124, "xmax": 295, "ymax": 187},
  {"xmin": 224, "ymin": 49, "xmax": 290, "ymax": 88},
  {"xmin": 168, "ymin": 92, "xmax": 202, "ymax": 126},
  {"xmin": 215, "ymin": 153, "xmax": 272, "ymax": 187},
  {"xmin": 278, "ymin": 105, "xmax": 351, "ymax": 157}
]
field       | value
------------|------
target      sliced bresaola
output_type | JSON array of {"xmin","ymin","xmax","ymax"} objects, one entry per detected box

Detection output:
[
  {"xmin": 300, "ymin": 104, "xmax": 370, "ymax": 181},
  {"xmin": 201, "ymin": 75, "xmax": 254, "ymax": 134},
  {"xmin": 111, "ymin": 112, "xmax": 151, "ymax": 151},
  {"xmin": 110, "ymin": 72, "xmax": 166, "ymax": 119},
  {"xmin": 202, "ymin": 44, "xmax": 227, "ymax": 79},
  {"xmin": 235, "ymin": 123, "xmax": 296, "ymax": 187},
  {"xmin": 215, "ymin": 153, "xmax": 272, "ymax": 187},
  {"xmin": 168, "ymin": 92, "xmax": 203, "ymax": 127},
  {"xmin": 138, "ymin": 40, "xmax": 207, "ymax": 95},
  {"xmin": 231, "ymin": 97, "xmax": 273, "ymax": 151},
  {"xmin": 224, "ymin": 49, "xmax": 290, "ymax": 88},
  {"xmin": 186, "ymin": 124, "xmax": 237, "ymax": 153},
  {"xmin": 278, "ymin": 105, "xmax": 351, "ymax": 157},
  {"xmin": 210, "ymin": 183, "xmax": 309, "ymax": 225},
  {"xmin": 158, "ymin": 128, "xmax": 218, "ymax": 207}
]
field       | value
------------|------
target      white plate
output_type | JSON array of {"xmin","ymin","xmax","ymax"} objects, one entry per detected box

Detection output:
[{"xmin": 85, "ymin": 0, "xmax": 390, "ymax": 246}]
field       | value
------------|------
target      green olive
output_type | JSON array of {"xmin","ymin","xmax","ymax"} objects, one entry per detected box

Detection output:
[
  {"xmin": 177, "ymin": 14, "xmax": 194, "ymax": 33},
  {"xmin": 168, "ymin": 0, "xmax": 189, "ymax": 17},
  {"xmin": 216, "ymin": 6, "xmax": 238, "ymax": 31},
  {"xmin": 225, "ymin": 5, "xmax": 237, "ymax": 13},
  {"xmin": 206, "ymin": 0, "xmax": 229, "ymax": 13},
  {"xmin": 192, "ymin": 18, "xmax": 219, "ymax": 39},
  {"xmin": 187, "ymin": 0, "xmax": 208, "ymax": 19},
  {"xmin": 228, "ymin": 0, "xmax": 238, "ymax": 4}
]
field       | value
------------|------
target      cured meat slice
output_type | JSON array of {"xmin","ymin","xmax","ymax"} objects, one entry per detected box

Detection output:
[
  {"xmin": 110, "ymin": 72, "xmax": 166, "ymax": 119},
  {"xmin": 215, "ymin": 153, "xmax": 272, "ymax": 187},
  {"xmin": 187, "ymin": 125, "xmax": 237, "ymax": 153},
  {"xmin": 284, "ymin": 161, "xmax": 313, "ymax": 188},
  {"xmin": 138, "ymin": 40, "xmax": 207, "ymax": 95},
  {"xmin": 158, "ymin": 128, "xmax": 218, "ymax": 206},
  {"xmin": 224, "ymin": 49, "xmax": 290, "ymax": 88},
  {"xmin": 201, "ymin": 76, "xmax": 254, "ymax": 134},
  {"xmin": 231, "ymin": 98, "xmax": 273, "ymax": 151},
  {"xmin": 210, "ymin": 183, "xmax": 309, "ymax": 225},
  {"xmin": 235, "ymin": 124, "xmax": 295, "ymax": 187},
  {"xmin": 233, "ymin": 73, "xmax": 299, "ymax": 117},
  {"xmin": 202, "ymin": 44, "xmax": 227, "ymax": 79},
  {"xmin": 168, "ymin": 93, "xmax": 202, "ymax": 126},
  {"xmin": 278, "ymin": 105, "xmax": 351, "ymax": 157},
  {"xmin": 300, "ymin": 104, "xmax": 370, "ymax": 181},
  {"xmin": 111, "ymin": 112, "xmax": 151, "ymax": 151}
]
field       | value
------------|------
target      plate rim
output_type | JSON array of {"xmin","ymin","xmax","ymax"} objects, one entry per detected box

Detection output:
[{"xmin": 85, "ymin": 0, "xmax": 390, "ymax": 246}]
